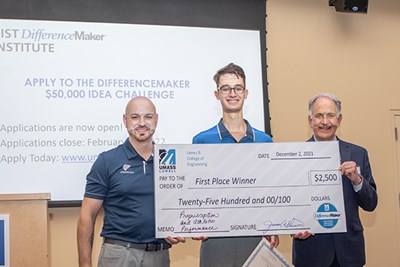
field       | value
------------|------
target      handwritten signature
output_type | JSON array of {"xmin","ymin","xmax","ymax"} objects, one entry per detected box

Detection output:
[{"xmin": 262, "ymin": 218, "xmax": 305, "ymax": 233}]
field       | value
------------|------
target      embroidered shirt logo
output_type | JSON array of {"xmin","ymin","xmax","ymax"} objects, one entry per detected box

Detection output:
[{"xmin": 120, "ymin": 164, "xmax": 134, "ymax": 174}]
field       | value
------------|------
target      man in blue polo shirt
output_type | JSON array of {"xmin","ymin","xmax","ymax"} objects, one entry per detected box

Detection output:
[
  {"xmin": 77, "ymin": 96, "xmax": 185, "ymax": 267},
  {"xmin": 192, "ymin": 63, "xmax": 279, "ymax": 267}
]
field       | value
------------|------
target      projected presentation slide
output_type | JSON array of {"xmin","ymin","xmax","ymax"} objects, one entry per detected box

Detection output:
[{"xmin": 0, "ymin": 19, "xmax": 265, "ymax": 201}]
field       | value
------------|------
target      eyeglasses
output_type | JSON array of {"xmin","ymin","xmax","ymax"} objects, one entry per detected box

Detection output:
[{"xmin": 218, "ymin": 85, "xmax": 246, "ymax": 94}]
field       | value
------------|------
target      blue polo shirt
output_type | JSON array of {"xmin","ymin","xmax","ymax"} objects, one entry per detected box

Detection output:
[
  {"xmin": 84, "ymin": 138, "xmax": 166, "ymax": 245},
  {"xmin": 192, "ymin": 119, "xmax": 272, "ymax": 143}
]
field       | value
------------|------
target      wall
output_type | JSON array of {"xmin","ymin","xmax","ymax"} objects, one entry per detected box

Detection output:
[
  {"xmin": 267, "ymin": 0, "xmax": 400, "ymax": 266},
  {"xmin": 49, "ymin": 0, "xmax": 400, "ymax": 266}
]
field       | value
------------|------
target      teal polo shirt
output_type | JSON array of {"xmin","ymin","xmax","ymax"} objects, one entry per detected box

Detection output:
[{"xmin": 84, "ymin": 138, "xmax": 167, "ymax": 245}]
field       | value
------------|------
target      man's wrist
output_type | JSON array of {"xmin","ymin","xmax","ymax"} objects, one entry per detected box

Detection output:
[
  {"xmin": 352, "ymin": 175, "xmax": 363, "ymax": 192},
  {"xmin": 352, "ymin": 175, "xmax": 362, "ymax": 185}
]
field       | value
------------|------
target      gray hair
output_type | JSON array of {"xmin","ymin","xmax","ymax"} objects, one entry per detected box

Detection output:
[{"xmin": 308, "ymin": 92, "xmax": 342, "ymax": 116}]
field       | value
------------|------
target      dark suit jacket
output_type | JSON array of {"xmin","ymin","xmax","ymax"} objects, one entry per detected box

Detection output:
[{"xmin": 292, "ymin": 137, "xmax": 378, "ymax": 267}]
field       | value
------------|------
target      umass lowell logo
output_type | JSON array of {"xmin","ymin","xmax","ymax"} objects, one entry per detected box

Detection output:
[{"xmin": 158, "ymin": 149, "xmax": 176, "ymax": 173}]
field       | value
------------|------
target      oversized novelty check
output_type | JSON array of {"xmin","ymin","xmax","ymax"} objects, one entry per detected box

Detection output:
[{"xmin": 154, "ymin": 141, "xmax": 347, "ymax": 238}]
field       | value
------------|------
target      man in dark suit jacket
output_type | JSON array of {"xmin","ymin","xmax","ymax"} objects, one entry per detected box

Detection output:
[{"xmin": 292, "ymin": 92, "xmax": 378, "ymax": 267}]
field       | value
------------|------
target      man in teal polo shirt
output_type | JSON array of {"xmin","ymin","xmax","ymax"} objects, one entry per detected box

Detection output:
[{"xmin": 77, "ymin": 97, "xmax": 185, "ymax": 267}]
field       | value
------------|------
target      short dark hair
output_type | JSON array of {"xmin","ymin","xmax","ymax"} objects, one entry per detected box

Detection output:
[{"xmin": 213, "ymin": 63, "xmax": 246, "ymax": 88}]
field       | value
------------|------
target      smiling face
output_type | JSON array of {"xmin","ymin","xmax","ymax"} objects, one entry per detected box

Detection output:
[
  {"xmin": 123, "ymin": 97, "xmax": 158, "ymax": 143},
  {"xmin": 308, "ymin": 96, "xmax": 342, "ymax": 141},
  {"xmin": 214, "ymin": 73, "xmax": 248, "ymax": 114}
]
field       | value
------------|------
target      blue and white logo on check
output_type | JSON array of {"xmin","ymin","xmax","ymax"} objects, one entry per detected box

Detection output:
[
  {"xmin": 314, "ymin": 203, "xmax": 341, "ymax": 229},
  {"xmin": 158, "ymin": 149, "xmax": 176, "ymax": 173}
]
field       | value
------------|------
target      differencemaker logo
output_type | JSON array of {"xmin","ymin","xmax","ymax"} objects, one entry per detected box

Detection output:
[{"xmin": 314, "ymin": 203, "xmax": 342, "ymax": 229}]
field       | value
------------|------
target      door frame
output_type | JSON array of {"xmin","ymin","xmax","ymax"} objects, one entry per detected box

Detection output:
[{"xmin": 390, "ymin": 109, "xmax": 400, "ymax": 265}]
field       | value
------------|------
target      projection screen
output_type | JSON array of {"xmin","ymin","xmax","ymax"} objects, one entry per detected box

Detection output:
[{"xmin": 0, "ymin": 0, "xmax": 271, "ymax": 204}]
